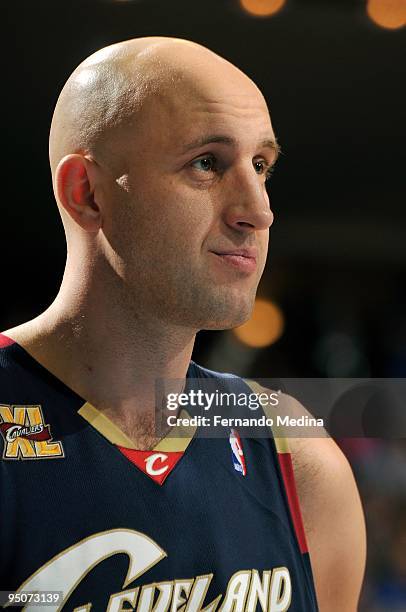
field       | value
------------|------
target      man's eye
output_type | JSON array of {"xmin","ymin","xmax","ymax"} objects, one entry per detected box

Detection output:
[
  {"xmin": 254, "ymin": 160, "xmax": 274, "ymax": 181},
  {"xmin": 191, "ymin": 156, "xmax": 217, "ymax": 173}
]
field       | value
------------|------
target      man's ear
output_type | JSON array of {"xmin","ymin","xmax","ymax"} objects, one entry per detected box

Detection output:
[{"xmin": 55, "ymin": 154, "xmax": 101, "ymax": 232}]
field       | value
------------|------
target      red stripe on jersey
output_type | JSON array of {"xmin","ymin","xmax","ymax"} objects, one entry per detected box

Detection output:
[
  {"xmin": 117, "ymin": 446, "xmax": 184, "ymax": 485},
  {"xmin": 277, "ymin": 451, "xmax": 309, "ymax": 554},
  {"xmin": 0, "ymin": 334, "xmax": 15, "ymax": 348}
]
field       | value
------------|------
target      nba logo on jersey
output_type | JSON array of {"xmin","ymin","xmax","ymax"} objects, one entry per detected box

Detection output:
[{"xmin": 229, "ymin": 428, "xmax": 246, "ymax": 476}]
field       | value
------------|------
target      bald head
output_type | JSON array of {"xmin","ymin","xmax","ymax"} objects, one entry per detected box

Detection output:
[{"xmin": 49, "ymin": 37, "xmax": 264, "ymax": 180}]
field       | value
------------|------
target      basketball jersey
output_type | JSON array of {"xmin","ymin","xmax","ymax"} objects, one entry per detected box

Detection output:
[{"xmin": 0, "ymin": 333, "xmax": 318, "ymax": 611}]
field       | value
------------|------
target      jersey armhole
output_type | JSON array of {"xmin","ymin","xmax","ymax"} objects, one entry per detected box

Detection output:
[
  {"xmin": 274, "ymin": 442, "xmax": 308, "ymax": 554},
  {"xmin": 244, "ymin": 379, "xmax": 309, "ymax": 555}
]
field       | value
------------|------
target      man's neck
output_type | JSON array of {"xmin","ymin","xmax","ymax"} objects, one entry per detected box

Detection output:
[{"xmin": 4, "ymin": 294, "xmax": 196, "ymax": 427}]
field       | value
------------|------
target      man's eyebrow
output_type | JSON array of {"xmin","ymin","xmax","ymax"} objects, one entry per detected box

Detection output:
[
  {"xmin": 260, "ymin": 138, "xmax": 281, "ymax": 162},
  {"xmin": 180, "ymin": 134, "xmax": 280, "ymax": 161},
  {"xmin": 181, "ymin": 135, "xmax": 236, "ymax": 152}
]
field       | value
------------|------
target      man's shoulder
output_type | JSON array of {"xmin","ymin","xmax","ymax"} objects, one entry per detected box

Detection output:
[
  {"xmin": 1, "ymin": 322, "xmax": 37, "ymax": 350},
  {"xmin": 242, "ymin": 382, "xmax": 358, "ymax": 520},
  {"xmin": 291, "ymin": 430, "xmax": 366, "ymax": 610},
  {"xmin": 0, "ymin": 327, "xmax": 60, "ymax": 399},
  {"xmin": 240, "ymin": 381, "xmax": 366, "ymax": 610},
  {"xmin": 263, "ymin": 388, "xmax": 366, "ymax": 611}
]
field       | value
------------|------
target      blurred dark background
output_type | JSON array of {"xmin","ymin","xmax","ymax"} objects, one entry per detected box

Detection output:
[{"xmin": 3, "ymin": 0, "xmax": 405, "ymax": 609}]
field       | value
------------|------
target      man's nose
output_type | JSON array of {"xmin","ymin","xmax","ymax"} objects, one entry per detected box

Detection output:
[{"xmin": 222, "ymin": 169, "xmax": 274, "ymax": 232}]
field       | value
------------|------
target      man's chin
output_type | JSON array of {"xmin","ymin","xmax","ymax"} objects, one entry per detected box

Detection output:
[{"xmin": 200, "ymin": 307, "xmax": 254, "ymax": 332}]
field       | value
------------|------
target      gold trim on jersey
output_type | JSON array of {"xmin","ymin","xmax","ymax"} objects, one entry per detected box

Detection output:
[
  {"xmin": 78, "ymin": 403, "xmax": 196, "ymax": 452},
  {"xmin": 243, "ymin": 379, "xmax": 290, "ymax": 454}
]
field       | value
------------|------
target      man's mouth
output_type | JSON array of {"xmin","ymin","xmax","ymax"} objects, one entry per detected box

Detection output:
[{"xmin": 210, "ymin": 248, "xmax": 257, "ymax": 274}]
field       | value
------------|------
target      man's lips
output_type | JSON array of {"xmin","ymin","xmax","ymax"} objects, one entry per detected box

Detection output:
[{"xmin": 209, "ymin": 248, "xmax": 258, "ymax": 273}]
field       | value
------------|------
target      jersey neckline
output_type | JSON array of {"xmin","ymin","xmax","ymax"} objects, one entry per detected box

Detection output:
[{"xmin": 0, "ymin": 332, "xmax": 199, "ymax": 454}]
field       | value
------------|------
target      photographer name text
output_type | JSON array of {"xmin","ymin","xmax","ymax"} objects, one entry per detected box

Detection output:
[{"xmin": 167, "ymin": 414, "xmax": 324, "ymax": 428}]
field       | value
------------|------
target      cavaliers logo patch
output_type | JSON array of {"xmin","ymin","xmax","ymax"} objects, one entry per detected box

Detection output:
[{"xmin": 0, "ymin": 405, "xmax": 64, "ymax": 460}]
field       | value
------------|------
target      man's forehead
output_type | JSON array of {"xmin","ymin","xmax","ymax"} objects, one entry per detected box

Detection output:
[
  {"xmin": 134, "ymin": 87, "xmax": 273, "ymax": 151},
  {"xmin": 173, "ymin": 101, "xmax": 276, "ymax": 157},
  {"xmin": 151, "ymin": 86, "xmax": 274, "ymax": 144},
  {"xmin": 146, "ymin": 60, "xmax": 270, "ymax": 118}
]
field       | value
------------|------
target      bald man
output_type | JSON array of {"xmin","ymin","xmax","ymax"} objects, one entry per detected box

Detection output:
[{"xmin": 0, "ymin": 38, "xmax": 365, "ymax": 611}]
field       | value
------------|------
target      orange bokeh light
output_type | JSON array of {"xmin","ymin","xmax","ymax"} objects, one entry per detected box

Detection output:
[
  {"xmin": 366, "ymin": 0, "xmax": 406, "ymax": 30},
  {"xmin": 240, "ymin": 0, "xmax": 286, "ymax": 18},
  {"xmin": 234, "ymin": 299, "xmax": 285, "ymax": 348}
]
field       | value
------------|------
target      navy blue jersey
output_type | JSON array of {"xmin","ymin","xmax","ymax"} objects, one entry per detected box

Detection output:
[{"xmin": 0, "ymin": 334, "xmax": 318, "ymax": 611}]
